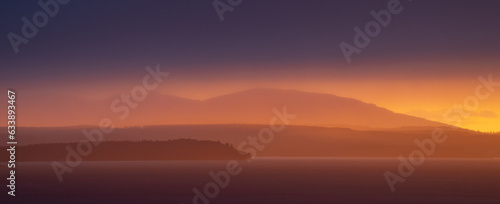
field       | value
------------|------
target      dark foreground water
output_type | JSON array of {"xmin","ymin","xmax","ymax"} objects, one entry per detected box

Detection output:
[{"xmin": 2, "ymin": 158, "xmax": 500, "ymax": 204}]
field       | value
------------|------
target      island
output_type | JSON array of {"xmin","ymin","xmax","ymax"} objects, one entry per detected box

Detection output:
[{"xmin": 0, "ymin": 139, "xmax": 251, "ymax": 162}]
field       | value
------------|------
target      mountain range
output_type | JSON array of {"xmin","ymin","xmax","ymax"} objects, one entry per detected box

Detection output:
[{"xmin": 20, "ymin": 88, "xmax": 449, "ymax": 129}]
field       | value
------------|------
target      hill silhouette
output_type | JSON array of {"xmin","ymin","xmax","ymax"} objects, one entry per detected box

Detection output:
[
  {"xmin": 14, "ymin": 88, "xmax": 448, "ymax": 129},
  {"xmin": 3, "ymin": 125, "xmax": 498, "ymax": 158},
  {"xmin": 0, "ymin": 139, "xmax": 251, "ymax": 162},
  {"xmin": 122, "ymin": 88, "xmax": 450, "ymax": 128},
  {"xmin": 195, "ymin": 88, "xmax": 447, "ymax": 128}
]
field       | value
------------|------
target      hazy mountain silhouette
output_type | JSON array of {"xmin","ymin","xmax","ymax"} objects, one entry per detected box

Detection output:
[
  {"xmin": 15, "ymin": 88, "xmax": 450, "ymax": 128},
  {"xmin": 131, "ymin": 88, "xmax": 448, "ymax": 129}
]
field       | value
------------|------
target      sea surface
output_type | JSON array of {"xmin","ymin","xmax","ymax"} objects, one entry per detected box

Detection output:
[{"xmin": 2, "ymin": 158, "xmax": 500, "ymax": 204}]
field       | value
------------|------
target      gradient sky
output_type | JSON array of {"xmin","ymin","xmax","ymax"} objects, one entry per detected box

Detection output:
[{"xmin": 1, "ymin": 0, "xmax": 500, "ymax": 131}]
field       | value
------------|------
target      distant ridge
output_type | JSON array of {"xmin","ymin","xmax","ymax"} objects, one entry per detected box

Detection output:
[
  {"xmin": 13, "ymin": 88, "xmax": 449, "ymax": 129},
  {"xmin": 0, "ymin": 139, "xmax": 251, "ymax": 162},
  {"xmin": 143, "ymin": 88, "xmax": 449, "ymax": 129},
  {"xmin": 3, "ymin": 125, "xmax": 498, "ymax": 158}
]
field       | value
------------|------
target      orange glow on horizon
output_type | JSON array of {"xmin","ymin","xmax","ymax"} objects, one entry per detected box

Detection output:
[{"xmin": 4, "ymin": 60, "xmax": 500, "ymax": 132}]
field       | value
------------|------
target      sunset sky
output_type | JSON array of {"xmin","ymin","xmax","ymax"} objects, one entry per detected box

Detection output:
[{"xmin": 1, "ymin": 0, "xmax": 499, "ymax": 131}]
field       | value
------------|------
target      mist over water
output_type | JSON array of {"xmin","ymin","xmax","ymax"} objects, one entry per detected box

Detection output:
[{"xmin": 2, "ymin": 158, "xmax": 500, "ymax": 204}]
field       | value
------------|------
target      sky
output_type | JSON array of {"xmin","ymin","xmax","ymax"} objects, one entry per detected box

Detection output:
[{"xmin": 1, "ymin": 0, "xmax": 499, "ymax": 131}]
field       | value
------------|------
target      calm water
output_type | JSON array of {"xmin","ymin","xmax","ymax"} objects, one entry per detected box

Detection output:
[{"xmin": 2, "ymin": 158, "xmax": 500, "ymax": 204}]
